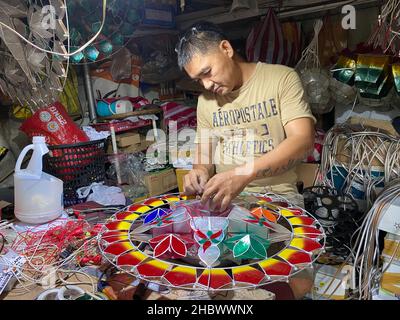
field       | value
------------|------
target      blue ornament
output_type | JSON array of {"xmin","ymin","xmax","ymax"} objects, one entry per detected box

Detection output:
[
  {"xmin": 112, "ymin": 33, "xmax": 124, "ymax": 46},
  {"xmin": 144, "ymin": 208, "xmax": 171, "ymax": 224},
  {"xmin": 85, "ymin": 46, "xmax": 99, "ymax": 62},
  {"xmin": 99, "ymin": 40, "xmax": 113, "ymax": 55},
  {"xmin": 71, "ymin": 49, "xmax": 84, "ymax": 63}
]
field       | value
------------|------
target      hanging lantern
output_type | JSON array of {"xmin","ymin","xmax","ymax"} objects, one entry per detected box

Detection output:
[{"xmin": 300, "ymin": 68, "xmax": 332, "ymax": 114}]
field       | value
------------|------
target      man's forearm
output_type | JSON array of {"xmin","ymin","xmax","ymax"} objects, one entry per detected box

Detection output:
[{"xmin": 245, "ymin": 135, "xmax": 314, "ymax": 181}]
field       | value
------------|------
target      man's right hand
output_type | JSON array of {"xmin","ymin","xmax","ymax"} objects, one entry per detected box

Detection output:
[{"xmin": 183, "ymin": 168, "xmax": 210, "ymax": 196}]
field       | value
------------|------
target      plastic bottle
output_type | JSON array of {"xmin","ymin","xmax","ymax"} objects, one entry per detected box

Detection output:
[{"xmin": 14, "ymin": 136, "xmax": 64, "ymax": 224}]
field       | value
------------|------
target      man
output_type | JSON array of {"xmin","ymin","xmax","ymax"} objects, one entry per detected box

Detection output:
[{"xmin": 175, "ymin": 21, "xmax": 316, "ymax": 299}]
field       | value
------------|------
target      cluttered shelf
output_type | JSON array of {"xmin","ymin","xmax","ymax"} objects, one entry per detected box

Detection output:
[
  {"xmin": 97, "ymin": 107, "xmax": 162, "ymax": 121},
  {"xmin": 91, "ymin": 119, "xmax": 154, "ymax": 134}
]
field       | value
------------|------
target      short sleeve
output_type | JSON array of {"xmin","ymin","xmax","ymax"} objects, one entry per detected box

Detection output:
[
  {"xmin": 194, "ymin": 94, "xmax": 212, "ymax": 144},
  {"xmin": 279, "ymin": 70, "xmax": 316, "ymax": 126}
]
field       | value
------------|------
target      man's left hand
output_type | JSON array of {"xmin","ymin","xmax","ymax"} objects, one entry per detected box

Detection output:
[{"xmin": 201, "ymin": 167, "xmax": 253, "ymax": 212}]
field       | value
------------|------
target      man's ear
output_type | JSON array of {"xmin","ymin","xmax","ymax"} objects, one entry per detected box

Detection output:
[{"xmin": 220, "ymin": 40, "xmax": 234, "ymax": 58}]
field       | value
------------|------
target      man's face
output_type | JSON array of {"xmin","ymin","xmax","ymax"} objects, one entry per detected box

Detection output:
[{"xmin": 184, "ymin": 43, "xmax": 237, "ymax": 96}]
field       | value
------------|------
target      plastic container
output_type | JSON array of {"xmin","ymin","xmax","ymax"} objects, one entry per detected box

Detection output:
[
  {"xmin": 96, "ymin": 99, "xmax": 133, "ymax": 117},
  {"xmin": 14, "ymin": 136, "xmax": 64, "ymax": 224}
]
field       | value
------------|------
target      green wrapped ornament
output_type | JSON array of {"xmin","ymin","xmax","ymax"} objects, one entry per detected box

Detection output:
[
  {"xmin": 358, "ymin": 75, "xmax": 392, "ymax": 99},
  {"xmin": 392, "ymin": 63, "xmax": 400, "ymax": 95},
  {"xmin": 332, "ymin": 55, "xmax": 356, "ymax": 85},
  {"xmin": 355, "ymin": 55, "xmax": 390, "ymax": 92}
]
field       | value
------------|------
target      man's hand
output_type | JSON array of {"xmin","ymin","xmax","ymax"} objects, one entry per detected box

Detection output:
[
  {"xmin": 201, "ymin": 167, "xmax": 253, "ymax": 212},
  {"xmin": 183, "ymin": 168, "xmax": 210, "ymax": 196}
]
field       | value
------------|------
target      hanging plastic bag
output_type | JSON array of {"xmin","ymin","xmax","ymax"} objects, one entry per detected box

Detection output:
[
  {"xmin": 91, "ymin": 56, "xmax": 141, "ymax": 100},
  {"xmin": 281, "ymin": 21, "xmax": 302, "ymax": 67},
  {"xmin": 318, "ymin": 16, "xmax": 348, "ymax": 67},
  {"xmin": 296, "ymin": 20, "xmax": 334, "ymax": 115},
  {"xmin": 246, "ymin": 8, "xmax": 301, "ymax": 66},
  {"xmin": 111, "ymin": 47, "xmax": 132, "ymax": 82}
]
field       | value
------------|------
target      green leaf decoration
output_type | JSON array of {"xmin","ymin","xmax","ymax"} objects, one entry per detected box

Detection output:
[
  {"xmin": 224, "ymin": 234, "xmax": 270, "ymax": 260},
  {"xmin": 233, "ymin": 235, "xmax": 251, "ymax": 257}
]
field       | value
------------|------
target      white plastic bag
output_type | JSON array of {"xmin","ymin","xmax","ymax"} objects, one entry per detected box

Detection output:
[{"xmin": 77, "ymin": 182, "xmax": 126, "ymax": 206}]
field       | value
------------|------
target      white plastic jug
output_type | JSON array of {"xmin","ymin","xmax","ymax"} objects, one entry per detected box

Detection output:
[{"xmin": 14, "ymin": 136, "xmax": 64, "ymax": 224}]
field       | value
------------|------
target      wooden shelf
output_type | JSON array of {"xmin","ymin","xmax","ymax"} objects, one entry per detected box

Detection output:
[{"xmin": 91, "ymin": 119, "xmax": 153, "ymax": 134}]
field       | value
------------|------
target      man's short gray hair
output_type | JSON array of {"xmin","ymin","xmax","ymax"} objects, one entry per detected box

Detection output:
[{"xmin": 175, "ymin": 21, "xmax": 227, "ymax": 70}]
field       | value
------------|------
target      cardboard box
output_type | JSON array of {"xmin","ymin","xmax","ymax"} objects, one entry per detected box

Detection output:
[
  {"xmin": 380, "ymin": 258, "xmax": 400, "ymax": 297},
  {"xmin": 349, "ymin": 116, "xmax": 399, "ymax": 137},
  {"xmin": 175, "ymin": 168, "xmax": 190, "ymax": 193},
  {"xmin": 144, "ymin": 168, "xmax": 178, "ymax": 196},
  {"xmin": 116, "ymin": 132, "xmax": 140, "ymax": 147},
  {"xmin": 295, "ymin": 163, "xmax": 319, "ymax": 188},
  {"xmin": 335, "ymin": 134, "xmax": 388, "ymax": 167},
  {"xmin": 335, "ymin": 117, "xmax": 399, "ymax": 168},
  {"xmin": 383, "ymin": 233, "xmax": 400, "ymax": 261},
  {"xmin": 313, "ymin": 264, "xmax": 351, "ymax": 300},
  {"xmin": 107, "ymin": 138, "xmax": 154, "ymax": 154},
  {"xmin": 108, "ymin": 142, "xmax": 142, "ymax": 154}
]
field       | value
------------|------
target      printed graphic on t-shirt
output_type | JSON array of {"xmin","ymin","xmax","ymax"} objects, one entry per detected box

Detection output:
[
  {"xmin": 211, "ymin": 99, "xmax": 279, "ymax": 127},
  {"xmin": 209, "ymin": 98, "xmax": 280, "ymax": 158}
]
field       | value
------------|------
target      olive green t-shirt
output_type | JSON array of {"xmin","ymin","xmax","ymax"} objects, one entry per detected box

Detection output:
[{"xmin": 195, "ymin": 62, "xmax": 315, "ymax": 195}]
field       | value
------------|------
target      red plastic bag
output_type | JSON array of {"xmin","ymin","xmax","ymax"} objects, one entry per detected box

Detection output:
[
  {"xmin": 246, "ymin": 8, "xmax": 302, "ymax": 67},
  {"xmin": 304, "ymin": 129, "xmax": 325, "ymax": 163},
  {"xmin": 20, "ymin": 102, "xmax": 89, "ymax": 146},
  {"xmin": 161, "ymin": 101, "xmax": 197, "ymax": 131}
]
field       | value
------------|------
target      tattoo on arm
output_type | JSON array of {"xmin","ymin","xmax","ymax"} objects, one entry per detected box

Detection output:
[{"xmin": 255, "ymin": 151, "xmax": 311, "ymax": 179}]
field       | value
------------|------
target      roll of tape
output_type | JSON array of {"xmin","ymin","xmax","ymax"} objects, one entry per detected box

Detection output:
[
  {"xmin": 57, "ymin": 285, "xmax": 86, "ymax": 300},
  {"xmin": 37, "ymin": 289, "xmax": 60, "ymax": 300}
]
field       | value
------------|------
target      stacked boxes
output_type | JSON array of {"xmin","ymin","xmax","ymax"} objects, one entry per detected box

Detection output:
[
  {"xmin": 108, "ymin": 131, "xmax": 155, "ymax": 154},
  {"xmin": 378, "ymin": 233, "xmax": 400, "ymax": 300}
]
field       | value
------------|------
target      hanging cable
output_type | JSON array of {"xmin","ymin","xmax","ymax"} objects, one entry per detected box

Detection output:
[
  {"xmin": 0, "ymin": 0, "xmax": 107, "ymax": 58},
  {"xmin": 317, "ymin": 123, "xmax": 400, "ymax": 213}
]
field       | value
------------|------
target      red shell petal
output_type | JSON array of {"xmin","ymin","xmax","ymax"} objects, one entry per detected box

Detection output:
[
  {"xmin": 170, "ymin": 235, "xmax": 187, "ymax": 257},
  {"xmin": 153, "ymin": 237, "xmax": 171, "ymax": 258},
  {"xmin": 195, "ymin": 229, "xmax": 207, "ymax": 239},
  {"xmin": 210, "ymin": 229, "xmax": 223, "ymax": 240},
  {"xmin": 203, "ymin": 241, "xmax": 211, "ymax": 252}
]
